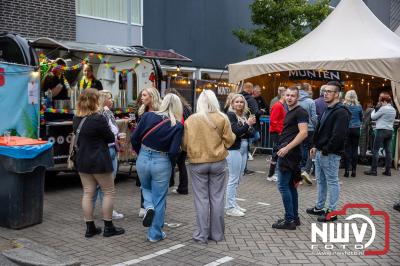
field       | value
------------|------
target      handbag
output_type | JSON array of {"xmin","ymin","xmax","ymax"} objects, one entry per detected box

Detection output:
[
  {"xmin": 141, "ymin": 118, "xmax": 171, "ymax": 142},
  {"xmin": 67, "ymin": 117, "xmax": 87, "ymax": 169}
]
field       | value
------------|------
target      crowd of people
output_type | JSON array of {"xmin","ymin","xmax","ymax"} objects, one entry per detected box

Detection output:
[{"xmin": 72, "ymin": 79, "xmax": 399, "ymax": 242}]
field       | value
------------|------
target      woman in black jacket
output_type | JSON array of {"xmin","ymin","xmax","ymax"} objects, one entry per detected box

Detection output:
[
  {"xmin": 225, "ymin": 94, "xmax": 256, "ymax": 217},
  {"xmin": 73, "ymin": 88, "xmax": 124, "ymax": 238},
  {"xmin": 165, "ymin": 88, "xmax": 192, "ymax": 193}
]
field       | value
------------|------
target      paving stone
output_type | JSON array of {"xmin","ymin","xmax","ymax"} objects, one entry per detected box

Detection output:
[
  {"xmin": 0, "ymin": 160, "xmax": 398, "ymax": 265},
  {"xmin": 2, "ymin": 238, "xmax": 80, "ymax": 266}
]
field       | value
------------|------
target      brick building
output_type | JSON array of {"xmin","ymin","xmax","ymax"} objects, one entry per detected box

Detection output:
[{"xmin": 0, "ymin": 0, "xmax": 76, "ymax": 40}]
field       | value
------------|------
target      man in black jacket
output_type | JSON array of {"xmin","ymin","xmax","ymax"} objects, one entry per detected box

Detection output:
[{"xmin": 306, "ymin": 81, "xmax": 350, "ymax": 222}]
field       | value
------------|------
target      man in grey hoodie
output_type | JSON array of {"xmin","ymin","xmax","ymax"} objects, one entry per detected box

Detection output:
[{"xmin": 298, "ymin": 83, "xmax": 317, "ymax": 185}]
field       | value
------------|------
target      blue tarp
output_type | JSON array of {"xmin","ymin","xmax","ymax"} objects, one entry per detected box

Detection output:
[{"xmin": 0, "ymin": 143, "xmax": 53, "ymax": 159}]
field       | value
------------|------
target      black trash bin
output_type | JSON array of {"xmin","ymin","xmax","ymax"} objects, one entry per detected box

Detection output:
[{"xmin": 0, "ymin": 147, "xmax": 53, "ymax": 229}]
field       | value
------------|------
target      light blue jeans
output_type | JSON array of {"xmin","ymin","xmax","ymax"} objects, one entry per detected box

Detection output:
[
  {"xmin": 314, "ymin": 151, "xmax": 341, "ymax": 211},
  {"xmin": 93, "ymin": 146, "xmax": 118, "ymax": 207},
  {"xmin": 136, "ymin": 146, "xmax": 171, "ymax": 241},
  {"xmin": 226, "ymin": 140, "xmax": 248, "ymax": 209}
]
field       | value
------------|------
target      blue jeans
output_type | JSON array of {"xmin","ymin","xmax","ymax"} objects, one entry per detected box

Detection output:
[
  {"xmin": 93, "ymin": 146, "xmax": 118, "ymax": 207},
  {"xmin": 226, "ymin": 140, "xmax": 248, "ymax": 209},
  {"xmin": 277, "ymin": 166, "xmax": 298, "ymax": 222},
  {"xmin": 300, "ymin": 131, "xmax": 313, "ymax": 171},
  {"xmin": 248, "ymin": 130, "xmax": 260, "ymax": 145},
  {"xmin": 136, "ymin": 146, "xmax": 171, "ymax": 241},
  {"xmin": 314, "ymin": 151, "xmax": 341, "ymax": 211}
]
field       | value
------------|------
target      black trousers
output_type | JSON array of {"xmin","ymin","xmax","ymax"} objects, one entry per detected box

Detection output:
[
  {"xmin": 169, "ymin": 152, "xmax": 189, "ymax": 193},
  {"xmin": 371, "ymin": 129, "xmax": 393, "ymax": 172},
  {"xmin": 344, "ymin": 127, "xmax": 360, "ymax": 172}
]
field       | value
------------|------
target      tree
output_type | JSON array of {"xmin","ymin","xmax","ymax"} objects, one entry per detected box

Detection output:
[{"xmin": 234, "ymin": 0, "xmax": 331, "ymax": 56}]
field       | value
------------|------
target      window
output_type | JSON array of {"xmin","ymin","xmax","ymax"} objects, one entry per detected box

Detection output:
[
  {"xmin": 131, "ymin": 0, "xmax": 142, "ymax": 25},
  {"xmin": 77, "ymin": 0, "xmax": 128, "ymax": 22}
]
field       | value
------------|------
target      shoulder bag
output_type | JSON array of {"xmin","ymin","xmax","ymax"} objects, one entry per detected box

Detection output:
[{"xmin": 67, "ymin": 117, "xmax": 88, "ymax": 169}]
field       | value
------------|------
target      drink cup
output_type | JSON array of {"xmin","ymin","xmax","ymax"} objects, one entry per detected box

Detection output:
[{"xmin": 118, "ymin": 132, "xmax": 126, "ymax": 144}]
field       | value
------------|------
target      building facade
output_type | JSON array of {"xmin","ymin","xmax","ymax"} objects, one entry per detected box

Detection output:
[
  {"xmin": 0, "ymin": 0, "xmax": 76, "ymax": 40},
  {"xmin": 0, "ymin": 0, "xmax": 143, "ymax": 45},
  {"xmin": 0, "ymin": 0, "xmax": 398, "ymax": 79}
]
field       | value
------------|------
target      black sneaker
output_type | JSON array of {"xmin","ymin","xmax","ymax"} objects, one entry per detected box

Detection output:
[
  {"xmin": 364, "ymin": 170, "xmax": 377, "ymax": 176},
  {"xmin": 317, "ymin": 210, "xmax": 337, "ymax": 222},
  {"xmin": 244, "ymin": 169, "xmax": 255, "ymax": 175},
  {"xmin": 143, "ymin": 208, "xmax": 155, "ymax": 227},
  {"xmin": 382, "ymin": 171, "xmax": 391, "ymax": 176},
  {"xmin": 393, "ymin": 202, "xmax": 400, "ymax": 212},
  {"xmin": 306, "ymin": 207, "xmax": 325, "ymax": 216},
  {"xmin": 277, "ymin": 217, "xmax": 301, "ymax": 226},
  {"xmin": 272, "ymin": 219, "xmax": 296, "ymax": 230}
]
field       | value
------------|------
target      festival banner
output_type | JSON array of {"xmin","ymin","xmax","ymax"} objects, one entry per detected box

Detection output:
[{"xmin": 0, "ymin": 63, "xmax": 40, "ymax": 138}]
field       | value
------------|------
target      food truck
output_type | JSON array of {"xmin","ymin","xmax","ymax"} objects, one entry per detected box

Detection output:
[{"xmin": 0, "ymin": 32, "xmax": 191, "ymax": 175}]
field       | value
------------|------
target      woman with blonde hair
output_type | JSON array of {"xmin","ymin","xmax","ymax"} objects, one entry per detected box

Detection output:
[
  {"xmin": 225, "ymin": 94, "xmax": 256, "ymax": 217},
  {"xmin": 343, "ymin": 90, "xmax": 363, "ymax": 177},
  {"xmin": 73, "ymin": 88, "xmax": 125, "ymax": 238},
  {"xmin": 136, "ymin": 87, "xmax": 162, "ymax": 217},
  {"xmin": 92, "ymin": 90, "xmax": 124, "ymax": 219},
  {"xmin": 131, "ymin": 93, "xmax": 184, "ymax": 242},
  {"xmin": 183, "ymin": 90, "xmax": 235, "ymax": 244},
  {"xmin": 138, "ymin": 87, "xmax": 161, "ymax": 116}
]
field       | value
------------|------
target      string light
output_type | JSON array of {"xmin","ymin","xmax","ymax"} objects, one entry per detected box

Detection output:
[
  {"xmin": 346, "ymin": 74, "xmax": 349, "ymax": 79},
  {"xmin": 31, "ymin": 71, "xmax": 40, "ymax": 78},
  {"xmin": 137, "ymin": 59, "xmax": 141, "ymax": 64},
  {"xmin": 176, "ymin": 65, "xmax": 181, "ymax": 72},
  {"xmin": 371, "ymin": 76, "xmax": 374, "ymax": 79}
]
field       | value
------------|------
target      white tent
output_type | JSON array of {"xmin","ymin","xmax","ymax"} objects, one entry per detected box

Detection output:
[{"xmin": 228, "ymin": 0, "xmax": 400, "ymax": 106}]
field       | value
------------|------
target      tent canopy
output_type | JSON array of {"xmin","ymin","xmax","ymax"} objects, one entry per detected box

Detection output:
[{"xmin": 229, "ymin": 0, "xmax": 400, "ymax": 84}]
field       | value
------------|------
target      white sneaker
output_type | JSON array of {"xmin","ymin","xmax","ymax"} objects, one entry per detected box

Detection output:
[
  {"xmin": 271, "ymin": 174, "xmax": 278, "ymax": 182},
  {"xmin": 236, "ymin": 205, "xmax": 247, "ymax": 213},
  {"xmin": 138, "ymin": 208, "xmax": 145, "ymax": 218},
  {"xmin": 226, "ymin": 208, "xmax": 245, "ymax": 217},
  {"xmin": 266, "ymin": 176, "xmax": 274, "ymax": 181},
  {"xmin": 112, "ymin": 210, "xmax": 124, "ymax": 220},
  {"xmin": 171, "ymin": 187, "xmax": 178, "ymax": 194},
  {"xmin": 248, "ymin": 153, "xmax": 254, "ymax": 161}
]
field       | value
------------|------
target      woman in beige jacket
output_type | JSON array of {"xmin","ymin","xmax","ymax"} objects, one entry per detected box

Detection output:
[{"xmin": 183, "ymin": 90, "xmax": 235, "ymax": 244}]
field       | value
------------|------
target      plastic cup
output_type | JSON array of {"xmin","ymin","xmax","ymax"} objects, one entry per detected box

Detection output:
[{"xmin": 118, "ymin": 132, "xmax": 126, "ymax": 144}]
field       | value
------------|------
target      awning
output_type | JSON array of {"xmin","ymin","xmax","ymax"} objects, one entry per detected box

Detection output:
[{"xmin": 30, "ymin": 38, "xmax": 192, "ymax": 62}]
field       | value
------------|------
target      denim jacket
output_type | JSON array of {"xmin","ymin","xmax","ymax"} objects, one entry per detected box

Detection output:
[{"xmin": 346, "ymin": 104, "xmax": 363, "ymax": 128}]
